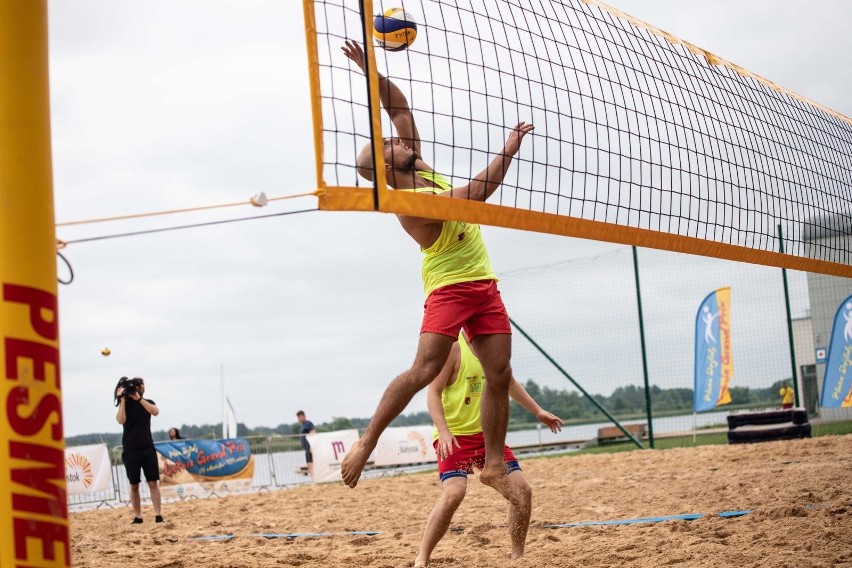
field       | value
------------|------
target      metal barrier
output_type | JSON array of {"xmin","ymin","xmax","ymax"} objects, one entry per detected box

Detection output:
[
  {"xmin": 70, "ymin": 433, "xmax": 582, "ymax": 511},
  {"xmin": 66, "ymin": 459, "xmax": 120, "ymax": 509},
  {"xmin": 93, "ymin": 435, "xmax": 313, "ymax": 509},
  {"xmin": 244, "ymin": 434, "xmax": 314, "ymax": 490}
]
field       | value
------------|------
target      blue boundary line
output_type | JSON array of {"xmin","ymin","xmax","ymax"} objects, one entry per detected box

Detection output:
[
  {"xmin": 543, "ymin": 510, "xmax": 752, "ymax": 528},
  {"xmin": 191, "ymin": 531, "xmax": 381, "ymax": 541}
]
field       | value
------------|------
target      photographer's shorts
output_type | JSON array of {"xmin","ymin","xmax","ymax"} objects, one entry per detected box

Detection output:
[{"xmin": 122, "ymin": 448, "xmax": 160, "ymax": 484}]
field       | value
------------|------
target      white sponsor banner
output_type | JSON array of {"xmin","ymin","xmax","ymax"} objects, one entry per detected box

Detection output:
[
  {"xmin": 373, "ymin": 425, "xmax": 437, "ymax": 467},
  {"xmin": 307, "ymin": 429, "xmax": 360, "ymax": 483},
  {"xmin": 65, "ymin": 444, "xmax": 112, "ymax": 495}
]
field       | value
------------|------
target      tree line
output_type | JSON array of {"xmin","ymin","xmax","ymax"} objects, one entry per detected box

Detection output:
[{"xmin": 66, "ymin": 379, "xmax": 791, "ymax": 448}]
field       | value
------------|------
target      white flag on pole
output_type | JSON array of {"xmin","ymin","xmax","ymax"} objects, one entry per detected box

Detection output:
[{"xmin": 224, "ymin": 396, "xmax": 238, "ymax": 439}]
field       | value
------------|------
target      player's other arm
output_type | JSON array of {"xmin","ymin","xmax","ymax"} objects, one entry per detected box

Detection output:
[
  {"xmin": 396, "ymin": 122, "xmax": 534, "ymax": 247},
  {"xmin": 445, "ymin": 122, "xmax": 534, "ymax": 202},
  {"xmin": 427, "ymin": 344, "xmax": 461, "ymax": 460},
  {"xmin": 341, "ymin": 40, "xmax": 421, "ymax": 155},
  {"xmin": 508, "ymin": 377, "xmax": 563, "ymax": 433}
]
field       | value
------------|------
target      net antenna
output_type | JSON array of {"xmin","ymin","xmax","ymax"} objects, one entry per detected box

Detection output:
[{"xmin": 303, "ymin": 0, "xmax": 852, "ymax": 277}]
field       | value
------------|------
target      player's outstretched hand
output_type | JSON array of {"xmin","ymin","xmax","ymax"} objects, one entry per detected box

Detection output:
[
  {"xmin": 537, "ymin": 410, "xmax": 564, "ymax": 434},
  {"xmin": 502, "ymin": 122, "xmax": 535, "ymax": 157},
  {"xmin": 342, "ymin": 40, "xmax": 367, "ymax": 73}
]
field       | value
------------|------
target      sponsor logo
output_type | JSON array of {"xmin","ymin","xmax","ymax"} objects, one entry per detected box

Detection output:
[
  {"xmin": 65, "ymin": 453, "xmax": 94, "ymax": 489},
  {"xmin": 331, "ymin": 440, "xmax": 346, "ymax": 461}
]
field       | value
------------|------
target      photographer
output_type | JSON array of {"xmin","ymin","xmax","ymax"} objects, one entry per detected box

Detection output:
[{"xmin": 115, "ymin": 377, "xmax": 164, "ymax": 524}]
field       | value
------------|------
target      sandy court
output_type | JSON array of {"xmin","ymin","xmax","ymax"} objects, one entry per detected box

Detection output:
[{"xmin": 70, "ymin": 435, "xmax": 852, "ymax": 567}]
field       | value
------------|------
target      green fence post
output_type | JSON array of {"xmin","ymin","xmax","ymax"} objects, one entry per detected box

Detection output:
[
  {"xmin": 778, "ymin": 224, "xmax": 801, "ymax": 407},
  {"xmin": 632, "ymin": 247, "xmax": 655, "ymax": 448}
]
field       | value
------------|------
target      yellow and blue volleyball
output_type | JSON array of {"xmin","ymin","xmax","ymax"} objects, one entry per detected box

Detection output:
[{"xmin": 373, "ymin": 8, "xmax": 417, "ymax": 52}]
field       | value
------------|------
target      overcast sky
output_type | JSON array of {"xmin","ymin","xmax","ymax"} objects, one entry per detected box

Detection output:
[{"xmin": 47, "ymin": 1, "xmax": 852, "ymax": 437}]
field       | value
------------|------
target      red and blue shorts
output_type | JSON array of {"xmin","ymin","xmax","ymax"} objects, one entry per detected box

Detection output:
[
  {"xmin": 421, "ymin": 279, "xmax": 511, "ymax": 340},
  {"xmin": 435, "ymin": 432, "xmax": 520, "ymax": 482}
]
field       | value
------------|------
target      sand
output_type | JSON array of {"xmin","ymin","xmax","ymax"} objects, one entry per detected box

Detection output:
[{"xmin": 70, "ymin": 435, "xmax": 852, "ymax": 567}]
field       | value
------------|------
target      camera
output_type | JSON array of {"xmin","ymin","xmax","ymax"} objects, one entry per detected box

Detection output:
[{"xmin": 120, "ymin": 377, "xmax": 144, "ymax": 397}]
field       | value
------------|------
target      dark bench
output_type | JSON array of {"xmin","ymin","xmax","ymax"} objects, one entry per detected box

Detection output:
[{"xmin": 597, "ymin": 423, "xmax": 647, "ymax": 444}]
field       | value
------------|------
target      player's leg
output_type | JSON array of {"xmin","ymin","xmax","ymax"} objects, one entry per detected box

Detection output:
[
  {"xmin": 503, "ymin": 469, "xmax": 532, "ymax": 560},
  {"xmin": 470, "ymin": 332, "xmax": 512, "ymax": 485},
  {"xmin": 466, "ymin": 281, "xmax": 513, "ymax": 488},
  {"xmin": 341, "ymin": 332, "xmax": 454, "ymax": 487},
  {"xmin": 415, "ymin": 475, "xmax": 467, "ymax": 567}
]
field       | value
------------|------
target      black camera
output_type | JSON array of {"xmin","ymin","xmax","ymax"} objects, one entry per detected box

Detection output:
[{"xmin": 120, "ymin": 377, "xmax": 144, "ymax": 397}]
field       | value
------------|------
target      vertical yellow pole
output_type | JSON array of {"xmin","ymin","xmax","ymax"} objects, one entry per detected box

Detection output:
[{"xmin": 0, "ymin": 1, "xmax": 71, "ymax": 567}]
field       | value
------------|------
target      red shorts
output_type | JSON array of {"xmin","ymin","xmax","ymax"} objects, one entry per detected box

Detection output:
[
  {"xmin": 434, "ymin": 432, "xmax": 520, "ymax": 481},
  {"xmin": 782, "ymin": 403, "xmax": 793, "ymax": 409},
  {"xmin": 421, "ymin": 280, "xmax": 511, "ymax": 340}
]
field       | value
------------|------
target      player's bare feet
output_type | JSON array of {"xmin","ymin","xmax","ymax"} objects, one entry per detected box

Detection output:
[
  {"xmin": 479, "ymin": 465, "xmax": 511, "ymax": 495},
  {"xmin": 480, "ymin": 465, "xmax": 527, "ymax": 506},
  {"xmin": 341, "ymin": 438, "xmax": 371, "ymax": 488}
]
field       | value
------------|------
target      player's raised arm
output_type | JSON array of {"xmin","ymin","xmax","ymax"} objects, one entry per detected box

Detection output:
[
  {"xmin": 444, "ymin": 122, "xmax": 534, "ymax": 202},
  {"xmin": 342, "ymin": 40, "xmax": 421, "ymax": 156}
]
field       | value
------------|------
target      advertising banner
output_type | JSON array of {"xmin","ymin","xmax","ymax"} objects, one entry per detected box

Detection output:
[
  {"xmin": 373, "ymin": 425, "xmax": 437, "ymax": 467},
  {"xmin": 694, "ymin": 287, "xmax": 734, "ymax": 412},
  {"xmin": 820, "ymin": 294, "xmax": 852, "ymax": 408},
  {"xmin": 307, "ymin": 429, "xmax": 360, "ymax": 483},
  {"xmin": 65, "ymin": 444, "xmax": 112, "ymax": 495},
  {"xmin": 155, "ymin": 438, "xmax": 254, "ymax": 499}
]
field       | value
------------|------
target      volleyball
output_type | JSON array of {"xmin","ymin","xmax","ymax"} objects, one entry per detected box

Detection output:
[
  {"xmin": 101, "ymin": 347, "xmax": 111, "ymax": 357},
  {"xmin": 373, "ymin": 8, "xmax": 417, "ymax": 52}
]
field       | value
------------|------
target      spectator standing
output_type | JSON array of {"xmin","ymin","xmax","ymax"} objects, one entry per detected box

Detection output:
[{"xmin": 297, "ymin": 410, "xmax": 316, "ymax": 476}]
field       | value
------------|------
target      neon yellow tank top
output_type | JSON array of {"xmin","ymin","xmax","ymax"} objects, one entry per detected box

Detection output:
[
  {"xmin": 406, "ymin": 171, "xmax": 496, "ymax": 296},
  {"xmin": 433, "ymin": 333, "xmax": 485, "ymax": 439}
]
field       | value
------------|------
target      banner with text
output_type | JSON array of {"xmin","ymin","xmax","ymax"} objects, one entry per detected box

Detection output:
[
  {"xmin": 694, "ymin": 287, "xmax": 734, "ymax": 412},
  {"xmin": 373, "ymin": 425, "xmax": 437, "ymax": 467},
  {"xmin": 65, "ymin": 444, "xmax": 112, "ymax": 496},
  {"xmin": 820, "ymin": 294, "xmax": 852, "ymax": 408},
  {"xmin": 155, "ymin": 438, "xmax": 254, "ymax": 499},
  {"xmin": 307, "ymin": 429, "xmax": 360, "ymax": 483}
]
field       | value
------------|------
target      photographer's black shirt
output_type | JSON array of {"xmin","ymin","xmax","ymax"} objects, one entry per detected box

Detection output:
[{"xmin": 122, "ymin": 398, "xmax": 156, "ymax": 451}]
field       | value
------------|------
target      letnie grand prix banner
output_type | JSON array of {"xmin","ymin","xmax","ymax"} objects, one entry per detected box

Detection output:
[
  {"xmin": 155, "ymin": 438, "xmax": 254, "ymax": 499},
  {"xmin": 820, "ymin": 294, "xmax": 852, "ymax": 408},
  {"xmin": 694, "ymin": 287, "xmax": 733, "ymax": 412}
]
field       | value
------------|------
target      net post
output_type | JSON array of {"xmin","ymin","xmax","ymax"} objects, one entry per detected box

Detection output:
[
  {"xmin": 358, "ymin": 0, "xmax": 388, "ymax": 211},
  {"xmin": 302, "ymin": 0, "xmax": 326, "ymax": 197},
  {"xmin": 0, "ymin": 0, "xmax": 70, "ymax": 564}
]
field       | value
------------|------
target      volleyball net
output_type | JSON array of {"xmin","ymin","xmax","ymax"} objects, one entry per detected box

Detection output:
[{"xmin": 303, "ymin": 0, "xmax": 851, "ymax": 277}]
